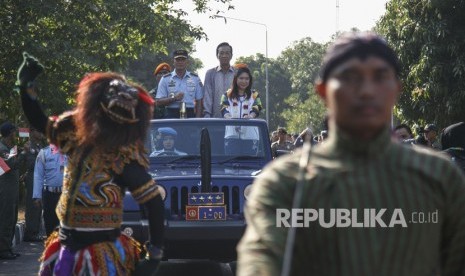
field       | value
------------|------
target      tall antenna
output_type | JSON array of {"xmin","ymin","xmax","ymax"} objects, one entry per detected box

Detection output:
[{"xmin": 336, "ymin": 0, "xmax": 340, "ymax": 34}]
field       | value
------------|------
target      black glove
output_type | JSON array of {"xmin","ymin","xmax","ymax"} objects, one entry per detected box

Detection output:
[
  {"xmin": 133, "ymin": 259, "xmax": 160, "ymax": 276},
  {"xmin": 16, "ymin": 52, "xmax": 44, "ymax": 88}
]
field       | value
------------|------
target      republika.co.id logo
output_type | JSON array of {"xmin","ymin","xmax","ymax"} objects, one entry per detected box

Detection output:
[{"xmin": 276, "ymin": 208, "xmax": 439, "ymax": 228}]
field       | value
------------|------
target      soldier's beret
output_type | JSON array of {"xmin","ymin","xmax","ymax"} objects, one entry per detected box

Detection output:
[
  {"xmin": 158, "ymin": 127, "xmax": 177, "ymax": 137},
  {"xmin": 153, "ymin": 63, "xmax": 171, "ymax": 75}
]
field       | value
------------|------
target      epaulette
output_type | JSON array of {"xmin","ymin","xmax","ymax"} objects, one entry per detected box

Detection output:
[
  {"xmin": 190, "ymin": 72, "xmax": 198, "ymax": 77},
  {"xmin": 162, "ymin": 73, "xmax": 171, "ymax": 78}
]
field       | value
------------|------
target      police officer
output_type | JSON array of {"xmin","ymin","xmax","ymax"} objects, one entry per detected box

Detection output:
[
  {"xmin": 33, "ymin": 144, "xmax": 67, "ymax": 236},
  {"xmin": 156, "ymin": 50, "xmax": 203, "ymax": 118}
]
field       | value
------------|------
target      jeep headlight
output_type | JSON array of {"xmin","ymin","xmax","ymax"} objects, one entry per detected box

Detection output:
[
  {"xmin": 157, "ymin": 185, "xmax": 167, "ymax": 201},
  {"xmin": 123, "ymin": 227, "xmax": 134, "ymax": 237},
  {"xmin": 244, "ymin": 184, "xmax": 252, "ymax": 200}
]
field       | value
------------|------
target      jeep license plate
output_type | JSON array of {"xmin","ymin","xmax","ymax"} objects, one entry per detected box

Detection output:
[{"xmin": 186, "ymin": 206, "xmax": 226, "ymax": 221}]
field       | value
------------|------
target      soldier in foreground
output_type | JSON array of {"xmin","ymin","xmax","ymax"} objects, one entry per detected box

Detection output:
[{"xmin": 237, "ymin": 32, "xmax": 465, "ymax": 276}]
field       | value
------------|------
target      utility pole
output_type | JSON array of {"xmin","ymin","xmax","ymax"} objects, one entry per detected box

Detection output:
[{"xmin": 336, "ymin": 0, "xmax": 340, "ymax": 34}]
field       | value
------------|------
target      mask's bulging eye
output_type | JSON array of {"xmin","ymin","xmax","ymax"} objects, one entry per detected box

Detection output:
[
  {"xmin": 109, "ymin": 79, "xmax": 122, "ymax": 86},
  {"xmin": 107, "ymin": 80, "xmax": 124, "ymax": 94},
  {"xmin": 101, "ymin": 79, "xmax": 140, "ymax": 124}
]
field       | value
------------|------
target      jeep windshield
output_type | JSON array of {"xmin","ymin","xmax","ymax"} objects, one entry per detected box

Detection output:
[{"xmin": 146, "ymin": 119, "xmax": 270, "ymax": 173}]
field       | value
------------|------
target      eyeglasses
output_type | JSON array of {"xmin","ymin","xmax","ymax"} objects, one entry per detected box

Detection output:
[{"xmin": 175, "ymin": 57, "xmax": 187, "ymax": 61}]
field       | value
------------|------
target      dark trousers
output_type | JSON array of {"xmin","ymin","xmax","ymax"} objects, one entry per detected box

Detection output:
[
  {"xmin": 24, "ymin": 178, "xmax": 41, "ymax": 237},
  {"xmin": 165, "ymin": 108, "xmax": 196, "ymax": 118},
  {"xmin": 0, "ymin": 171, "xmax": 19, "ymax": 253},
  {"xmin": 42, "ymin": 189, "xmax": 61, "ymax": 236}
]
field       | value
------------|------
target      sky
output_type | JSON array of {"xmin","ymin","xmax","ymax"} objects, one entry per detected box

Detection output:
[{"xmin": 177, "ymin": 0, "xmax": 390, "ymax": 79}]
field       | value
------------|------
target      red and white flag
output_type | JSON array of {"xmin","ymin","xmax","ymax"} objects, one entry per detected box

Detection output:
[
  {"xmin": 0, "ymin": 158, "xmax": 10, "ymax": 176},
  {"xmin": 18, "ymin": 128, "xmax": 30, "ymax": 138}
]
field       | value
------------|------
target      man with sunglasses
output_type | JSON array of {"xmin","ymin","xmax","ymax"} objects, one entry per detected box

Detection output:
[{"xmin": 156, "ymin": 50, "xmax": 203, "ymax": 118}]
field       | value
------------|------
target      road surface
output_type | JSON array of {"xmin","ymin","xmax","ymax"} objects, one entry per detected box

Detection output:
[{"xmin": 0, "ymin": 241, "xmax": 236, "ymax": 275}]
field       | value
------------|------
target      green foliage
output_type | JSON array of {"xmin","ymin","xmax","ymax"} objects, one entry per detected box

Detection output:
[
  {"xmin": 277, "ymin": 37, "xmax": 327, "ymax": 133},
  {"xmin": 0, "ymin": 0, "xmax": 232, "ymax": 125},
  {"xmin": 377, "ymin": 0, "xmax": 465, "ymax": 128},
  {"xmin": 123, "ymin": 39, "xmax": 203, "ymax": 91},
  {"xmin": 281, "ymin": 93, "xmax": 326, "ymax": 134},
  {"xmin": 235, "ymin": 37, "xmax": 327, "ymax": 133}
]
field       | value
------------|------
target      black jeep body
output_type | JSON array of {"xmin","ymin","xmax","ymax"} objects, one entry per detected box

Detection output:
[{"xmin": 122, "ymin": 118, "xmax": 272, "ymax": 261}]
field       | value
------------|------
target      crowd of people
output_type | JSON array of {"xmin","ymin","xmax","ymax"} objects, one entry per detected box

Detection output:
[
  {"xmin": 146, "ymin": 40, "xmax": 464, "ymax": 174},
  {"xmin": 270, "ymin": 120, "xmax": 464, "ymax": 172},
  {"xmin": 148, "ymin": 42, "xmax": 263, "ymax": 120},
  {"xmin": 0, "ymin": 122, "xmax": 67, "ymax": 260}
]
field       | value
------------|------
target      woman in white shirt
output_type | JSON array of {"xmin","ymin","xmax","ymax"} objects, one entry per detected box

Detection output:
[{"xmin": 220, "ymin": 64, "xmax": 263, "ymax": 155}]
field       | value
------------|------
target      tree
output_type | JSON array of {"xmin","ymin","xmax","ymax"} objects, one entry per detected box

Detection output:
[
  {"xmin": 277, "ymin": 37, "xmax": 327, "ymax": 133},
  {"xmin": 377, "ymin": 0, "xmax": 465, "ymax": 128},
  {"xmin": 235, "ymin": 38, "xmax": 327, "ymax": 133},
  {"xmin": 0, "ymin": 0, "xmax": 232, "ymax": 124},
  {"xmin": 123, "ymin": 40, "xmax": 204, "ymax": 91}
]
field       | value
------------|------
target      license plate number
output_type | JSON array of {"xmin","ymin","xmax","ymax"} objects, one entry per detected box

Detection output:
[{"xmin": 186, "ymin": 206, "xmax": 226, "ymax": 220}]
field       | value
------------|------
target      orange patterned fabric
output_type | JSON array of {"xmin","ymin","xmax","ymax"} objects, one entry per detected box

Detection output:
[
  {"xmin": 39, "ymin": 232, "xmax": 141, "ymax": 275},
  {"xmin": 55, "ymin": 144, "xmax": 153, "ymax": 228}
]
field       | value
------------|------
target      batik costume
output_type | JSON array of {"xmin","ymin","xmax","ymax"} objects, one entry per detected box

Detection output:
[
  {"xmin": 17, "ymin": 53, "xmax": 164, "ymax": 276},
  {"xmin": 238, "ymin": 126, "xmax": 465, "ymax": 276}
]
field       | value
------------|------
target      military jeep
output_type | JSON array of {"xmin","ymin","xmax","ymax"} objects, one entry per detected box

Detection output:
[{"xmin": 122, "ymin": 118, "xmax": 272, "ymax": 261}]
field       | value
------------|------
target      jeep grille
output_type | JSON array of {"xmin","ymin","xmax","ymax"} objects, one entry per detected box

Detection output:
[{"xmin": 170, "ymin": 185, "xmax": 242, "ymax": 216}]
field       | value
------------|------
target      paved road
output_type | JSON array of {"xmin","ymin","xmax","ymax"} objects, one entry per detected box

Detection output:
[
  {"xmin": 0, "ymin": 241, "xmax": 236, "ymax": 275},
  {"xmin": 0, "ymin": 241, "xmax": 43, "ymax": 275}
]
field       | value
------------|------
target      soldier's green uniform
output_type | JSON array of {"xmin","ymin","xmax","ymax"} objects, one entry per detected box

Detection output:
[
  {"xmin": 19, "ymin": 143, "xmax": 43, "ymax": 239},
  {"xmin": 237, "ymin": 127, "xmax": 465, "ymax": 276},
  {"xmin": 0, "ymin": 140, "xmax": 20, "ymax": 255}
]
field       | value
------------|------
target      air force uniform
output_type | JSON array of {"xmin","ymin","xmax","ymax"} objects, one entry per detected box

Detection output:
[{"xmin": 156, "ymin": 71, "xmax": 203, "ymax": 117}]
